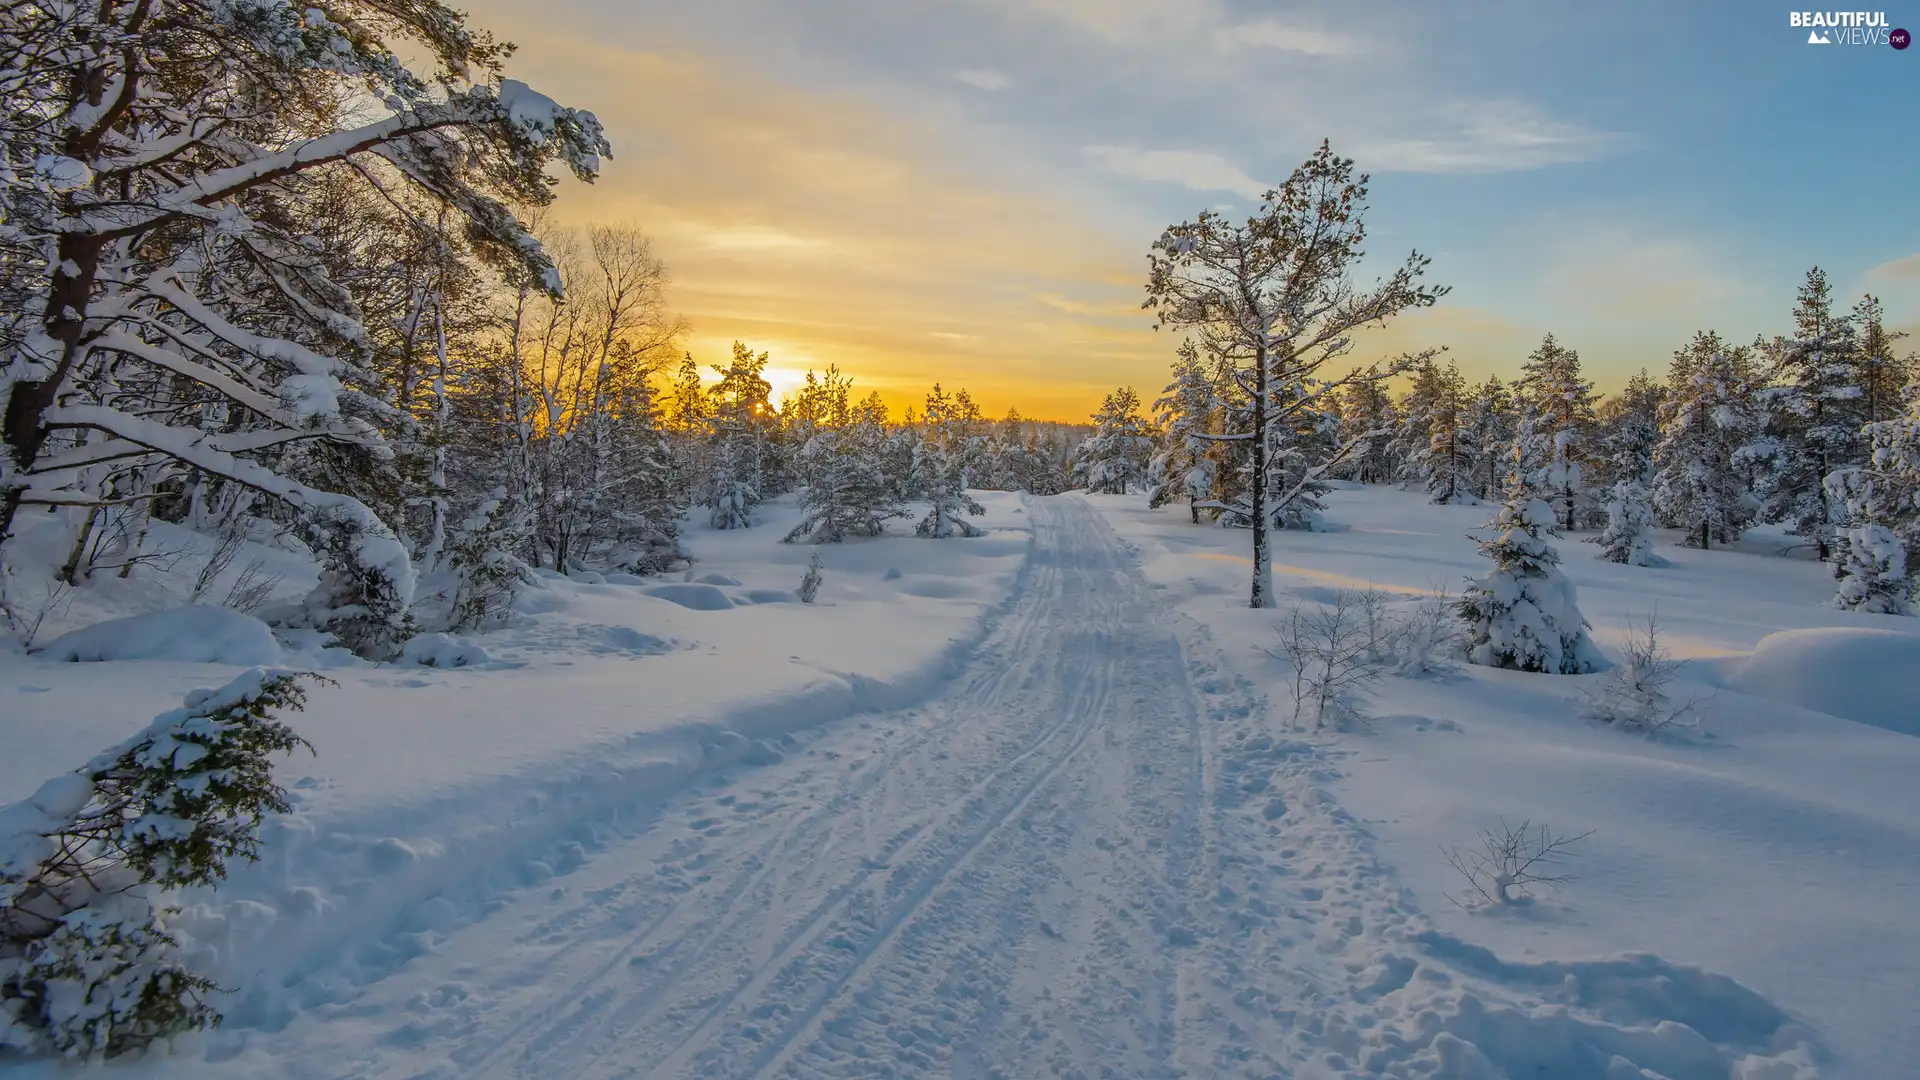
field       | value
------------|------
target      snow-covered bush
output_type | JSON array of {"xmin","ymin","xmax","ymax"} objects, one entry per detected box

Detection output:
[
  {"xmin": 1578, "ymin": 615, "xmax": 1704, "ymax": 732},
  {"xmin": 1459, "ymin": 438, "xmax": 1602, "ymax": 674},
  {"xmin": 291, "ymin": 509, "xmax": 417, "ymax": 661},
  {"xmin": 797, "ymin": 552, "xmax": 824, "ymax": 604},
  {"xmin": 1, "ymin": 672, "xmax": 316, "ymax": 1060},
  {"xmin": 1390, "ymin": 586, "xmax": 1468, "ymax": 677},
  {"xmin": 1594, "ymin": 479, "xmax": 1660, "ymax": 566}
]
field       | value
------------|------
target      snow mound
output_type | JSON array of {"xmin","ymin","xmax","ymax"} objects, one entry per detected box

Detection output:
[
  {"xmin": 695, "ymin": 573, "xmax": 743, "ymax": 587},
  {"xmin": 642, "ymin": 583, "xmax": 735, "ymax": 611},
  {"xmin": 36, "ymin": 605, "xmax": 281, "ymax": 664},
  {"xmin": 739, "ymin": 588, "xmax": 800, "ymax": 605},
  {"xmin": 398, "ymin": 633, "xmax": 490, "ymax": 668},
  {"xmin": 1726, "ymin": 627, "xmax": 1920, "ymax": 735}
]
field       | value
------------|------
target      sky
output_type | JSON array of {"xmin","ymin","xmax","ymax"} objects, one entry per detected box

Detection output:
[{"xmin": 466, "ymin": 0, "xmax": 1920, "ymax": 420}]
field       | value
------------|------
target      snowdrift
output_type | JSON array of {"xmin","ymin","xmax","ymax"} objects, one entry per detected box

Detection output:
[
  {"xmin": 35, "ymin": 605, "xmax": 282, "ymax": 665},
  {"xmin": 1726, "ymin": 626, "xmax": 1920, "ymax": 735}
]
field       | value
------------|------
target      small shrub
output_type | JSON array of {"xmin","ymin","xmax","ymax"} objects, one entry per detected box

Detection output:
[
  {"xmin": 1442, "ymin": 818, "xmax": 1592, "ymax": 909},
  {"xmin": 1, "ymin": 671, "xmax": 317, "ymax": 1059}
]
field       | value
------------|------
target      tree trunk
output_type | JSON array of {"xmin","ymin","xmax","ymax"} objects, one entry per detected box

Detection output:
[
  {"xmin": 1250, "ymin": 343, "xmax": 1273, "ymax": 609},
  {"xmin": 1, "ymin": 235, "xmax": 105, "ymax": 548},
  {"xmin": 1700, "ymin": 520, "xmax": 1710, "ymax": 551}
]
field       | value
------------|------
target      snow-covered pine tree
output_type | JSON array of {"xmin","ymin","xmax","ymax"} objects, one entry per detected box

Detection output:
[
  {"xmin": 1412, "ymin": 361, "xmax": 1472, "ymax": 503},
  {"xmin": 1074, "ymin": 386, "xmax": 1154, "ymax": 495},
  {"xmin": 1516, "ymin": 334, "xmax": 1599, "ymax": 531},
  {"xmin": 1596, "ymin": 369, "xmax": 1665, "ymax": 491},
  {"xmin": 0, "ymin": 671, "xmax": 314, "ymax": 1058},
  {"xmin": 913, "ymin": 385, "xmax": 986, "ymax": 538},
  {"xmin": 1853, "ymin": 295, "xmax": 1913, "ymax": 426},
  {"xmin": 1392, "ymin": 358, "xmax": 1444, "ymax": 491},
  {"xmin": 0, "ymin": 0, "xmax": 608, "ymax": 658},
  {"xmin": 1651, "ymin": 332, "xmax": 1762, "ymax": 550},
  {"xmin": 1755, "ymin": 267, "xmax": 1864, "ymax": 560},
  {"xmin": 1335, "ymin": 377, "xmax": 1401, "ymax": 485},
  {"xmin": 1594, "ymin": 479, "xmax": 1659, "ymax": 566},
  {"xmin": 1461, "ymin": 375, "xmax": 1517, "ymax": 501},
  {"xmin": 1459, "ymin": 422, "xmax": 1602, "ymax": 673},
  {"xmin": 706, "ymin": 343, "xmax": 774, "ymax": 529},
  {"xmin": 1144, "ymin": 142, "xmax": 1446, "ymax": 607},
  {"xmin": 1148, "ymin": 344, "xmax": 1220, "ymax": 520},
  {"xmin": 1823, "ymin": 467, "xmax": 1910, "ymax": 613},
  {"xmin": 784, "ymin": 371, "xmax": 903, "ymax": 543},
  {"xmin": 1850, "ymin": 388, "xmax": 1920, "ymax": 606}
]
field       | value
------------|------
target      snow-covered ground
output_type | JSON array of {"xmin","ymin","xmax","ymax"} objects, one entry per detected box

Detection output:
[
  {"xmin": 2, "ymin": 486, "xmax": 1910, "ymax": 1078},
  {"xmin": 1092, "ymin": 483, "xmax": 1920, "ymax": 1080}
]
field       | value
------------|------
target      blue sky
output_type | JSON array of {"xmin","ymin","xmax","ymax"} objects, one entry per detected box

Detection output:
[{"xmin": 471, "ymin": 0, "xmax": 1920, "ymax": 416}]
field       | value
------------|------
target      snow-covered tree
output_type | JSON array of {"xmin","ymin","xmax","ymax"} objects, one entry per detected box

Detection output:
[
  {"xmin": 1144, "ymin": 141, "xmax": 1446, "ymax": 607},
  {"xmin": 706, "ymin": 343, "xmax": 773, "ymax": 529},
  {"xmin": 1516, "ymin": 334, "xmax": 1598, "ymax": 530},
  {"xmin": 1823, "ymin": 468, "xmax": 1910, "ymax": 613},
  {"xmin": 1334, "ymin": 377, "xmax": 1400, "ymax": 485},
  {"xmin": 1461, "ymin": 375, "xmax": 1517, "ymax": 502},
  {"xmin": 1148, "ymin": 344, "xmax": 1221, "ymax": 520},
  {"xmin": 913, "ymin": 385, "xmax": 986, "ymax": 538},
  {"xmin": 784, "ymin": 372, "xmax": 903, "ymax": 543},
  {"xmin": 1459, "ymin": 423, "xmax": 1601, "ymax": 674},
  {"xmin": 1651, "ymin": 332, "xmax": 1762, "ymax": 550},
  {"xmin": 1754, "ymin": 267, "xmax": 1864, "ymax": 559},
  {"xmin": 0, "ymin": 0, "xmax": 609, "ymax": 658},
  {"xmin": 1594, "ymin": 480, "xmax": 1659, "ymax": 566},
  {"xmin": 1074, "ymin": 386, "xmax": 1154, "ymax": 494},
  {"xmin": 1853, "ymin": 295, "xmax": 1913, "ymax": 426},
  {"xmin": 1596, "ymin": 369, "xmax": 1665, "ymax": 490},
  {"xmin": 1406, "ymin": 360, "xmax": 1472, "ymax": 503}
]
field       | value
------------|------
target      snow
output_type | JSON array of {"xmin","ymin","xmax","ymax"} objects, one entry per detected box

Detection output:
[
  {"xmin": 0, "ymin": 485, "xmax": 1908, "ymax": 1077},
  {"xmin": 1725, "ymin": 627, "xmax": 1920, "ymax": 734},
  {"xmin": 34, "ymin": 606, "xmax": 282, "ymax": 665},
  {"xmin": 1092, "ymin": 484, "xmax": 1919, "ymax": 1079}
]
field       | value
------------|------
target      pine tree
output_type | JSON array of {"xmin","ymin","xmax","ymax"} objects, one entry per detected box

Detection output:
[
  {"xmin": 1516, "ymin": 334, "xmax": 1599, "ymax": 530},
  {"xmin": 913, "ymin": 385, "xmax": 986, "ymax": 538},
  {"xmin": 706, "ymin": 343, "xmax": 773, "ymax": 529},
  {"xmin": 1074, "ymin": 387, "xmax": 1154, "ymax": 494},
  {"xmin": 1335, "ymin": 377, "xmax": 1401, "ymax": 485},
  {"xmin": 1148, "ymin": 345, "xmax": 1221, "ymax": 520},
  {"xmin": 1461, "ymin": 375, "xmax": 1517, "ymax": 501},
  {"xmin": 1852, "ymin": 295, "xmax": 1911, "ymax": 426},
  {"xmin": 1411, "ymin": 361, "xmax": 1472, "ymax": 503},
  {"xmin": 1652, "ymin": 332, "xmax": 1762, "ymax": 550},
  {"xmin": 784, "ymin": 371, "xmax": 903, "ymax": 543},
  {"xmin": 1756, "ymin": 267, "xmax": 1865, "ymax": 559},
  {"xmin": 1597, "ymin": 369, "xmax": 1665, "ymax": 491},
  {"xmin": 1823, "ymin": 468, "xmax": 1910, "ymax": 613},
  {"xmin": 1594, "ymin": 480, "xmax": 1659, "ymax": 566},
  {"xmin": 1144, "ymin": 142, "xmax": 1445, "ymax": 606},
  {"xmin": 1459, "ymin": 421, "xmax": 1601, "ymax": 674}
]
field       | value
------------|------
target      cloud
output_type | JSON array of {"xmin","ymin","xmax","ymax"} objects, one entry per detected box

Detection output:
[
  {"xmin": 1213, "ymin": 19, "xmax": 1360, "ymax": 56},
  {"xmin": 1865, "ymin": 253, "xmax": 1920, "ymax": 282},
  {"xmin": 1356, "ymin": 101, "xmax": 1623, "ymax": 173},
  {"xmin": 956, "ymin": 68, "xmax": 1012, "ymax": 91},
  {"xmin": 1084, "ymin": 145, "xmax": 1268, "ymax": 199}
]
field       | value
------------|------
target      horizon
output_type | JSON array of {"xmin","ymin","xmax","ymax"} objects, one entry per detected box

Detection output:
[{"xmin": 474, "ymin": 0, "xmax": 1916, "ymax": 421}]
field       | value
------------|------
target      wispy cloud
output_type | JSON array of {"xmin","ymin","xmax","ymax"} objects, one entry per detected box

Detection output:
[
  {"xmin": 1212, "ymin": 19, "xmax": 1360, "ymax": 57},
  {"xmin": 1865, "ymin": 253, "xmax": 1920, "ymax": 282},
  {"xmin": 956, "ymin": 68, "xmax": 1012, "ymax": 91},
  {"xmin": 1084, "ymin": 145, "xmax": 1268, "ymax": 199},
  {"xmin": 1357, "ymin": 101, "xmax": 1624, "ymax": 174}
]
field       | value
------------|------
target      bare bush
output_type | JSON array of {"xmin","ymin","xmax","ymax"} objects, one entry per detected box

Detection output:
[
  {"xmin": 1, "ymin": 576, "xmax": 73, "ymax": 651},
  {"xmin": 1578, "ymin": 614, "xmax": 1706, "ymax": 732},
  {"xmin": 1443, "ymin": 818, "xmax": 1592, "ymax": 908},
  {"xmin": 1392, "ymin": 582, "xmax": 1467, "ymax": 677},
  {"xmin": 223, "ymin": 559, "xmax": 285, "ymax": 616},
  {"xmin": 1265, "ymin": 589, "xmax": 1394, "ymax": 729},
  {"xmin": 188, "ymin": 526, "xmax": 248, "ymax": 604}
]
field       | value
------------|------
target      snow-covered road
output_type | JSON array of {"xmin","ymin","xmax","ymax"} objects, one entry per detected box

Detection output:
[{"xmin": 144, "ymin": 497, "xmax": 1816, "ymax": 1080}]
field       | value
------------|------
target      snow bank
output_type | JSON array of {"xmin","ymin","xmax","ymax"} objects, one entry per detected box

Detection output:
[
  {"xmin": 1726, "ymin": 627, "xmax": 1920, "ymax": 735},
  {"xmin": 35, "ymin": 606, "xmax": 282, "ymax": 665}
]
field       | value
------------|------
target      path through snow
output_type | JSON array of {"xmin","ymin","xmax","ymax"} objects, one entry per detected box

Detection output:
[{"xmin": 141, "ymin": 497, "xmax": 1816, "ymax": 1079}]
